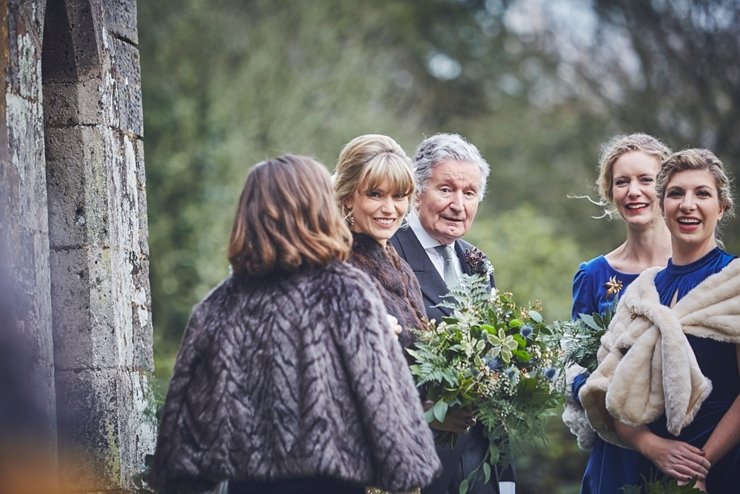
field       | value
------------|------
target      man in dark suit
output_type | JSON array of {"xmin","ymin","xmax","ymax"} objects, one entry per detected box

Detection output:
[{"xmin": 391, "ymin": 133, "xmax": 514, "ymax": 494}]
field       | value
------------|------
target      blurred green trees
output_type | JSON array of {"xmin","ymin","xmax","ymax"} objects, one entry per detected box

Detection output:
[{"xmin": 139, "ymin": 1, "xmax": 740, "ymax": 492}]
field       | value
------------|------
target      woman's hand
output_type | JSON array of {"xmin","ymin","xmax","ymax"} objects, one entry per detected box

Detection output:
[
  {"xmin": 386, "ymin": 314, "xmax": 402, "ymax": 339},
  {"xmin": 423, "ymin": 401, "xmax": 476, "ymax": 433},
  {"xmin": 615, "ymin": 422, "xmax": 710, "ymax": 483},
  {"xmin": 641, "ymin": 435, "xmax": 710, "ymax": 483}
]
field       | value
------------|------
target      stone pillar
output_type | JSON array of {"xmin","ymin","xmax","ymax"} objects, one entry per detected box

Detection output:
[
  {"xmin": 0, "ymin": 0, "xmax": 57, "ymax": 442},
  {"xmin": 42, "ymin": 0, "xmax": 155, "ymax": 491}
]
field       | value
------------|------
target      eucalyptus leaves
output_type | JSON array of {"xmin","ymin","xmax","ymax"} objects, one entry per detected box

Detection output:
[{"xmin": 557, "ymin": 275, "xmax": 623, "ymax": 373}]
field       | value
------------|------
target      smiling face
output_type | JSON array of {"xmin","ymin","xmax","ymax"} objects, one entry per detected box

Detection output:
[
  {"xmin": 662, "ymin": 169, "xmax": 723, "ymax": 262},
  {"xmin": 611, "ymin": 151, "xmax": 663, "ymax": 228},
  {"xmin": 416, "ymin": 160, "xmax": 482, "ymax": 245},
  {"xmin": 349, "ymin": 178, "xmax": 410, "ymax": 246}
]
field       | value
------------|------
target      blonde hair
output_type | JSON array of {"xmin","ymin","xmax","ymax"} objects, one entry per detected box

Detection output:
[
  {"xmin": 334, "ymin": 134, "xmax": 415, "ymax": 219},
  {"xmin": 597, "ymin": 133, "xmax": 671, "ymax": 205},
  {"xmin": 228, "ymin": 154, "xmax": 352, "ymax": 276}
]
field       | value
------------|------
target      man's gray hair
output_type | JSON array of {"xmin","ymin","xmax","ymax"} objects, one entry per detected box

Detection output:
[{"xmin": 413, "ymin": 133, "xmax": 490, "ymax": 200}]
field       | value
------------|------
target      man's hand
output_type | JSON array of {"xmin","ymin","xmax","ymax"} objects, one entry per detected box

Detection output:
[{"xmin": 423, "ymin": 401, "xmax": 476, "ymax": 433}]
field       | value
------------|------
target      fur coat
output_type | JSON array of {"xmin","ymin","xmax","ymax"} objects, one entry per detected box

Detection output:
[
  {"xmin": 150, "ymin": 261, "xmax": 440, "ymax": 492},
  {"xmin": 348, "ymin": 232, "xmax": 427, "ymax": 349},
  {"xmin": 580, "ymin": 258, "xmax": 740, "ymax": 446}
]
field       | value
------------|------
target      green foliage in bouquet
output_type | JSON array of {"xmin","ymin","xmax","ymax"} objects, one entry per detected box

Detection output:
[
  {"xmin": 407, "ymin": 274, "xmax": 562, "ymax": 493},
  {"xmin": 621, "ymin": 476, "xmax": 701, "ymax": 494},
  {"xmin": 555, "ymin": 311, "xmax": 610, "ymax": 373},
  {"xmin": 556, "ymin": 276, "xmax": 623, "ymax": 373}
]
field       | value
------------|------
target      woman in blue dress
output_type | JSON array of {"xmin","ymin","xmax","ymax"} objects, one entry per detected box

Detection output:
[
  {"xmin": 605, "ymin": 149, "xmax": 740, "ymax": 493},
  {"xmin": 566, "ymin": 133, "xmax": 672, "ymax": 493},
  {"xmin": 617, "ymin": 150, "xmax": 740, "ymax": 494}
]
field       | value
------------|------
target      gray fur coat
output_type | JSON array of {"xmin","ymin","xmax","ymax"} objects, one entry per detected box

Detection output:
[{"xmin": 151, "ymin": 261, "xmax": 440, "ymax": 492}]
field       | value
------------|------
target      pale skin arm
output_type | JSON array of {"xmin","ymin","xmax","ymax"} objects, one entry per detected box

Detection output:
[{"xmin": 693, "ymin": 344, "xmax": 740, "ymax": 491}]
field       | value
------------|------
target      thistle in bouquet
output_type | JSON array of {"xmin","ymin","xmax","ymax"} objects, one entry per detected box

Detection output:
[{"xmin": 407, "ymin": 274, "xmax": 562, "ymax": 485}]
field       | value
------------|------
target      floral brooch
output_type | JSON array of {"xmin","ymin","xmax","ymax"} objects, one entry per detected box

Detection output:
[
  {"xmin": 464, "ymin": 247, "xmax": 494, "ymax": 276},
  {"xmin": 604, "ymin": 276, "xmax": 623, "ymax": 298}
]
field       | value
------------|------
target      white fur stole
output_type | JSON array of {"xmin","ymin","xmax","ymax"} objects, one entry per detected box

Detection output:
[{"xmin": 579, "ymin": 258, "xmax": 740, "ymax": 446}]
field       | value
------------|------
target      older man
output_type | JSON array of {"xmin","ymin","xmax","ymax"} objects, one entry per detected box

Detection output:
[{"xmin": 391, "ymin": 133, "xmax": 514, "ymax": 494}]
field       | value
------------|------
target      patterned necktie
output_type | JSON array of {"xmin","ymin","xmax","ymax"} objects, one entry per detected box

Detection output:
[{"xmin": 435, "ymin": 245, "xmax": 460, "ymax": 290}]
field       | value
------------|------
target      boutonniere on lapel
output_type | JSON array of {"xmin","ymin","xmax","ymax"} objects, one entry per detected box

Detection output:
[{"xmin": 463, "ymin": 247, "xmax": 494, "ymax": 277}]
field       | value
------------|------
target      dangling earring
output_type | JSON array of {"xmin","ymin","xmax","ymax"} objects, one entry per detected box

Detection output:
[{"xmin": 346, "ymin": 209, "xmax": 355, "ymax": 226}]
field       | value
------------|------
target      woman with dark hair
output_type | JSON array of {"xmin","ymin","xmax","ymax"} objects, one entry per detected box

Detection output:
[
  {"xmin": 150, "ymin": 154, "xmax": 440, "ymax": 494},
  {"xmin": 581, "ymin": 149, "xmax": 740, "ymax": 493}
]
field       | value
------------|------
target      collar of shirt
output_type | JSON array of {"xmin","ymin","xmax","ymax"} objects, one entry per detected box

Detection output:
[{"xmin": 407, "ymin": 211, "xmax": 462, "ymax": 280}]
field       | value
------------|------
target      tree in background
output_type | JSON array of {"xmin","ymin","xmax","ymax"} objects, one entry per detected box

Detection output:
[
  {"xmin": 507, "ymin": 0, "xmax": 740, "ymax": 248},
  {"xmin": 139, "ymin": 0, "xmax": 427, "ymax": 374}
]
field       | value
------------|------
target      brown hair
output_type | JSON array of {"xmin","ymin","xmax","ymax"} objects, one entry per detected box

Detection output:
[
  {"xmin": 334, "ymin": 134, "xmax": 415, "ymax": 219},
  {"xmin": 228, "ymin": 154, "xmax": 352, "ymax": 276}
]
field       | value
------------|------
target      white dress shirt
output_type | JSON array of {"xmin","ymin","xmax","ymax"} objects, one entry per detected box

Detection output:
[{"xmin": 406, "ymin": 211, "xmax": 463, "ymax": 282}]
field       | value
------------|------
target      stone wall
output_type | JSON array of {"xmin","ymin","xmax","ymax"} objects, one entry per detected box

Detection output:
[
  {"xmin": 0, "ymin": 0, "xmax": 57, "ymax": 440},
  {"xmin": 1, "ymin": 0, "xmax": 155, "ymax": 491}
]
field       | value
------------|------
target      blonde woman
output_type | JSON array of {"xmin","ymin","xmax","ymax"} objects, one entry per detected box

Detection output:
[
  {"xmin": 565, "ymin": 134, "xmax": 672, "ymax": 494},
  {"xmin": 334, "ymin": 134, "xmax": 427, "ymax": 348}
]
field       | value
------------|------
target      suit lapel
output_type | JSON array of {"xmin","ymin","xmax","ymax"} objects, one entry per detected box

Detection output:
[
  {"xmin": 454, "ymin": 239, "xmax": 496, "ymax": 289},
  {"xmin": 455, "ymin": 241, "xmax": 474, "ymax": 275},
  {"xmin": 391, "ymin": 229, "xmax": 450, "ymax": 315}
]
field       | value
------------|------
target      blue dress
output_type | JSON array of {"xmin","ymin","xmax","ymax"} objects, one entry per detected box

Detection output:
[
  {"xmin": 639, "ymin": 247, "xmax": 739, "ymax": 493},
  {"xmin": 571, "ymin": 256, "xmax": 643, "ymax": 494}
]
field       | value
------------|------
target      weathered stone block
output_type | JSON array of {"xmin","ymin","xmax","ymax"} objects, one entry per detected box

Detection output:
[
  {"xmin": 133, "ymin": 137, "xmax": 150, "ymax": 256},
  {"xmin": 116, "ymin": 369, "xmax": 157, "ymax": 486},
  {"xmin": 6, "ymin": 3, "xmax": 42, "ymax": 99},
  {"xmin": 6, "ymin": 92, "xmax": 48, "ymax": 232},
  {"xmin": 55, "ymin": 367, "xmax": 121, "ymax": 491},
  {"xmin": 46, "ymin": 126, "xmax": 110, "ymax": 249},
  {"xmin": 55, "ymin": 367, "xmax": 156, "ymax": 492},
  {"xmin": 109, "ymin": 37, "xmax": 143, "ymax": 137},
  {"xmin": 102, "ymin": 0, "xmax": 138, "ymax": 45},
  {"xmin": 49, "ymin": 246, "xmax": 118, "ymax": 370},
  {"xmin": 132, "ymin": 255, "xmax": 153, "ymax": 371},
  {"xmin": 43, "ymin": 78, "xmax": 107, "ymax": 127}
]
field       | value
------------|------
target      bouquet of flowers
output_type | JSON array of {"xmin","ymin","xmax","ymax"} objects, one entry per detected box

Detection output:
[{"xmin": 407, "ymin": 274, "xmax": 561, "ymax": 492}]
